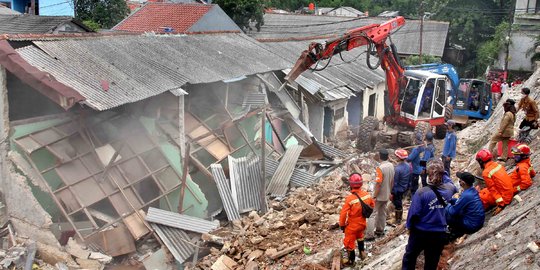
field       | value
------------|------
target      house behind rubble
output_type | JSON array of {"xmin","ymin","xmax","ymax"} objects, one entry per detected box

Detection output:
[{"xmin": 251, "ymin": 13, "xmax": 449, "ymax": 142}]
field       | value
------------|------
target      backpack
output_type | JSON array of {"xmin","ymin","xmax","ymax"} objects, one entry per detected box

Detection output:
[{"xmin": 353, "ymin": 192, "xmax": 373, "ymax": 218}]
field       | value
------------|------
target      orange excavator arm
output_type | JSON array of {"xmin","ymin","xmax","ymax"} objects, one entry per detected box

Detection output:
[{"xmin": 285, "ymin": 16, "xmax": 406, "ymax": 114}]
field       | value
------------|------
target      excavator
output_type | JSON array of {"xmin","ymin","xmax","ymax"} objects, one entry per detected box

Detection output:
[{"xmin": 285, "ymin": 16, "xmax": 451, "ymax": 152}]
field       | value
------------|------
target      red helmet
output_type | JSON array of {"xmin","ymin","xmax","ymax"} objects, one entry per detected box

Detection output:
[
  {"xmin": 349, "ymin": 173, "xmax": 363, "ymax": 188},
  {"xmin": 512, "ymin": 144, "xmax": 531, "ymax": 155},
  {"xmin": 475, "ymin": 149, "xmax": 493, "ymax": 162},
  {"xmin": 395, "ymin": 149, "xmax": 409, "ymax": 159}
]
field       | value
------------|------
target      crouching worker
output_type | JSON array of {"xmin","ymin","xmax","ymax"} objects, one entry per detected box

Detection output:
[
  {"xmin": 402, "ymin": 159, "xmax": 455, "ymax": 270},
  {"xmin": 475, "ymin": 149, "xmax": 514, "ymax": 215},
  {"xmin": 445, "ymin": 172, "xmax": 485, "ymax": 242},
  {"xmin": 339, "ymin": 173, "xmax": 375, "ymax": 267},
  {"xmin": 510, "ymin": 144, "xmax": 536, "ymax": 193}
]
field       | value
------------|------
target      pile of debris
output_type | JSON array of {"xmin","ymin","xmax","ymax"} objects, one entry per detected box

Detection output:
[{"xmin": 195, "ymin": 156, "xmax": 382, "ymax": 270}]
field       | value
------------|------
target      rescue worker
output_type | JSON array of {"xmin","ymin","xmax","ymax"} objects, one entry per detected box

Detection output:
[
  {"xmin": 406, "ymin": 134, "xmax": 425, "ymax": 195},
  {"xmin": 476, "ymin": 149, "xmax": 514, "ymax": 215},
  {"xmin": 339, "ymin": 173, "xmax": 375, "ymax": 266},
  {"xmin": 402, "ymin": 159, "xmax": 456, "ymax": 270},
  {"xmin": 445, "ymin": 172, "xmax": 485, "ymax": 242},
  {"xmin": 488, "ymin": 99, "xmax": 516, "ymax": 161},
  {"xmin": 517, "ymin": 87, "xmax": 539, "ymax": 130},
  {"xmin": 442, "ymin": 120, "xmax": 457, "ymax": 174},
  {"xmin": 509, "ymin": 144, "xmax": 536, "ymax": 193},
  {"xmin": 370, "ymin": 149, "xmax": 394, "ymax": 237},
  {"xmin": 392, "ymin": 149, "xmax": 411, "ymax": 225},
  {"xmin": 421, "ymin": 132, "xmax": 436, "ymax": 187}
]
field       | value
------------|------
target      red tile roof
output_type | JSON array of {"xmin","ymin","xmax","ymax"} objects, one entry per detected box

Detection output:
[{"xmin": 113, "ymin": 2, "xmax": 213, "ymax": 33}]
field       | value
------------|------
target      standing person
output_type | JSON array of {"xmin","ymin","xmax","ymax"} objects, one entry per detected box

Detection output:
[
  {"xmin": 442, "ymin": 120, "xmax": 457, "ymax": 174},
  {"xmin": 445, "ymin": 172, "xmax": 485, "ymax": 242},
  {"xmin": 402, "ymin": 159, "xmax": 456, "ymax": 270},
  {"xmin": 488, "ymin": 99, "xmax": 516, "ymax": 161},
  {"xmin": 501, "ymin": 80, "xmax": 509, "ymax": 97},
  {"xmin": 371, "ymin": 149, "xmax": 395, "ymax": 237},
  {"xmin": 339, "ymin": 173, "xmax": 375, "ymax": 266},
  {"xmin": 406, "ymin": 134, "xmax": 425, "ymax": 195},
  {"xmin": 392, "ymin": 149, "xmax": 412, "ymax": 225},
  {"xmin": 509, "ymin": 144, "xmax": 536, "ymax": 193},
  {"xmin": 491, "ymin": 80, "xmax": 502, "ymax": 107},
  {"xmin": 421, "ymin": 132, "xmax": 436, "ymax": 187},
  {"xmin": 517, "ymin": 87, "xmax": 539, "ymax": 130},
  {"xmin": 475, "ymin": 149, "xmax": 514, "ymax": 215}
]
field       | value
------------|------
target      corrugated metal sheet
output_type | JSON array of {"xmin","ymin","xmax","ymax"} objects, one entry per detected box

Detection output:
[
  {"xmin": 145, "ymin": 207, "xmax": 219, "ymax": 234},
  {"xmin": 228, "ymin": 156, "xmax": 263, "ymax": 213},
  {"xmin": 319, "ymin": 86, "xmax": 355, "ymax": 101},
  {"xmin": 210, "ymin": 164, "xmax": 241, "ymax": 221},
  {"xmin": 265, "ymin": 159, "xmax": 316, "ymax": 187},
  {"xmin": 266, "ymin": 145, "xmax": 303, "ymax": 196},
  {"xmin": 15, "ymin": 33, "xmax": 291, "ymax": 111},
  {"xmin": 315, "ymin": 141, "xmax": 348, "ymax": 159},
  {"xmin": 242, "ymin": 92, "xmax": 267, "ymax": 107},
  {"xmin": 251, "ymin": 14, "xmax": 449, "ymax": 57},
  {"xmin": 151, "ymin": 223, "xmax": 195, "ymax": 264}
]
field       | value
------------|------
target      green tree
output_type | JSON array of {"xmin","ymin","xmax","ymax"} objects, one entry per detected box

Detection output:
[
  {"xmin": 75, "ymin": 0, "xmax": 129, "ymax": 29},
  {"xmin": 403, "ymin": 54, "xmax": 442, "ymax": 65},
  {"xmin": 215, "ymin": 0, "xmax": 265, "ymax": 32},
  {"xmin": 476, "ymin": 22, "xmax": 511, "ymax": 75}
]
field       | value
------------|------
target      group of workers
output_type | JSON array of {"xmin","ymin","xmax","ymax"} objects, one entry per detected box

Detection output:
[{"xmin": 339, "ymin": 89, "xmax": 538, "ymax": 268}]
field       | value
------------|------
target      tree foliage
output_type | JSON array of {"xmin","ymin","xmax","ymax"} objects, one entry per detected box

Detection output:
[
  {"xmin": 75, "ymin": 0, "xmax": 129, "ymax": 29},
  {"xmin": 476, "ymin": 22, "xmax": 511, "ymax": 75},
  {"xmin": 215, "ymin": 0, "xmax": 265, "ymax": 32}
]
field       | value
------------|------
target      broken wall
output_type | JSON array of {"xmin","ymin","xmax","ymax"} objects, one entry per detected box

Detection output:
[{"xmin": 0, "ymin": 66, "xmax": 59, "ymax": 246}]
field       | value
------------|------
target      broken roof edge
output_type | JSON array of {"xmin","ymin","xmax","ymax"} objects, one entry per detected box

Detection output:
[{"xmin": 0, "ymin": 40, "xmax": 85, "ymax": 110}]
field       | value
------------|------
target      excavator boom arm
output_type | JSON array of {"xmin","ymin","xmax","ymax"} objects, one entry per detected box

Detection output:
[{"xmin": 285, "ymin": 16, "xmax": 406, "ymax": 83}]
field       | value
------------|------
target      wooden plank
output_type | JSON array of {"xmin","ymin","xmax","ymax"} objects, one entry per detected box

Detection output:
[
  {"xmin": 86, "ymin": 224, "xmax": 136, "ymax": 257},
  {"xmin": 269, "ymin": 243, "xmax": 303, "ymax": 260},
  {"xmin": 122, "ymin": 210, "xmax": 150, "ymax": 240}
]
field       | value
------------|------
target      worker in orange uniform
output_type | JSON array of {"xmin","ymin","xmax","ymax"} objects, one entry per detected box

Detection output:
[
  {"xmin": 339, "ymin": 173, "xmax": 375, "ymax": 266},
  {"xmin": 475, "ymin": 149, "xmax": 514, "ymax": 215},
  {"xmin": 510, "ymin": 144, "xmax": 536, "ymax": 193}
]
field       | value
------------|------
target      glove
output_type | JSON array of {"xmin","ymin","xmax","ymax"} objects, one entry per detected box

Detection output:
[
  {"xmin": 493, "ymin": 205, "xmax": 505, "ymax": 216},
  {"xmin": 340, "ymin": 226, "xmax": 346, "ymax": 232}
]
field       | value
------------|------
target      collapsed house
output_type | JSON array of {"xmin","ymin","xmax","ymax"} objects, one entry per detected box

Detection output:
[{"xmin": 0, "ymin": 31, "xmax": 353, "ymax": 268}]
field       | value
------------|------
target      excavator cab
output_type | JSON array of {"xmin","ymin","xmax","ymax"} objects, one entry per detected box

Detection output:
[{"xmin": 399, "ymin": 70, "xmax": 448, "ymax": 123}]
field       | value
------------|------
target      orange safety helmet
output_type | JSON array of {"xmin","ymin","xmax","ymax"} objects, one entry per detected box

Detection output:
[
  {"xmin": 349, "ymin": 173, "xmax": 363, "ymax": 188},
  {"xmin": 395, "ymin": 149, "xmax": 409, "ymax": 159},
  {"xmin": 475, "ymin": 149, "xmax": 493, "ymax": 163},
  {"xmin": 511, "ymin": 144, "xmax": 531, "ymax": 156}
]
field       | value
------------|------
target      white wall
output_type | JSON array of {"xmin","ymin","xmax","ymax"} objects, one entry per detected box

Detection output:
[{"xmin": 362, "ymin": 82, "xmax": 386, "ymax": 121}]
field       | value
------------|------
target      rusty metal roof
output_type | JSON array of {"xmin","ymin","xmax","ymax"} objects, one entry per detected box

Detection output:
[
  {"xmin": 14, "ymin": 33, "xmax": 291, "ymax": 110},
  {"xmin": 151, "ymin": 223, "xmax": 196, "ymax": 264},
  {"xmin": 146, "ymin": 207, "xmax": 219, "ymax": 234},
  {"xmin": 210, "ymin": 164, "xmax": 241, "ymax": 221}
]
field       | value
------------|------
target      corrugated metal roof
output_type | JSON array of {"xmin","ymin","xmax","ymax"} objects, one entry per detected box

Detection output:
[
  {"xmin": 319, "ymin": 86, "xmax": 355, "ymax": 101},
  {"xmin": 251, "ymin": 14, "xmax": 449, "ymax": 57},
  {"xmin": 0, "ymin": 15, "xmax": 89, "ymax": 34},
  {"xmin": 266, "ymin": 145, "xmax": 303, "ymax": 196},
  {"xmin": 146, "ymin": 207, "xmax": 219, "ymax": 234},
  {"xmin": 210, "ymin": 164, "xmax": 241, "ymax": 221},
  {"xmin": 265, "ymin": 159, "xmax": 316, "ymax": 187},
  {"xmin": 228, "ymin": 156, "xmax": 263, "ymax": 213},
  {"xmin": 315, "ymin": 141, "xmax": 348, "ymax": 159},
  {"xmin": 15, "ymin": 33, "xmax": 291, "ymax": 110},
  {"xmin": 151, "ymin": 223, "xmax": 195, "ymax": 263}
]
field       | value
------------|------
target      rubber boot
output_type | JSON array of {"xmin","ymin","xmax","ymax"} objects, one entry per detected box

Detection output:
[
  {"xmin": 395, "ymin": 210, "xmax": 403, "ymax": 225},
  {"xmin": 357, "ymin": 240, "xmax": 367, "ymax": 260},
  {"xmin": 344, "ymin": 250, "xmax": 355, "ymax": 266}
]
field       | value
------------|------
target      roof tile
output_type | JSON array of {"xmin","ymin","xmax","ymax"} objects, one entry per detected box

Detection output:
[{"xmin": 113, "ymin": 2, "xmax": 213, "ymax": 33}]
